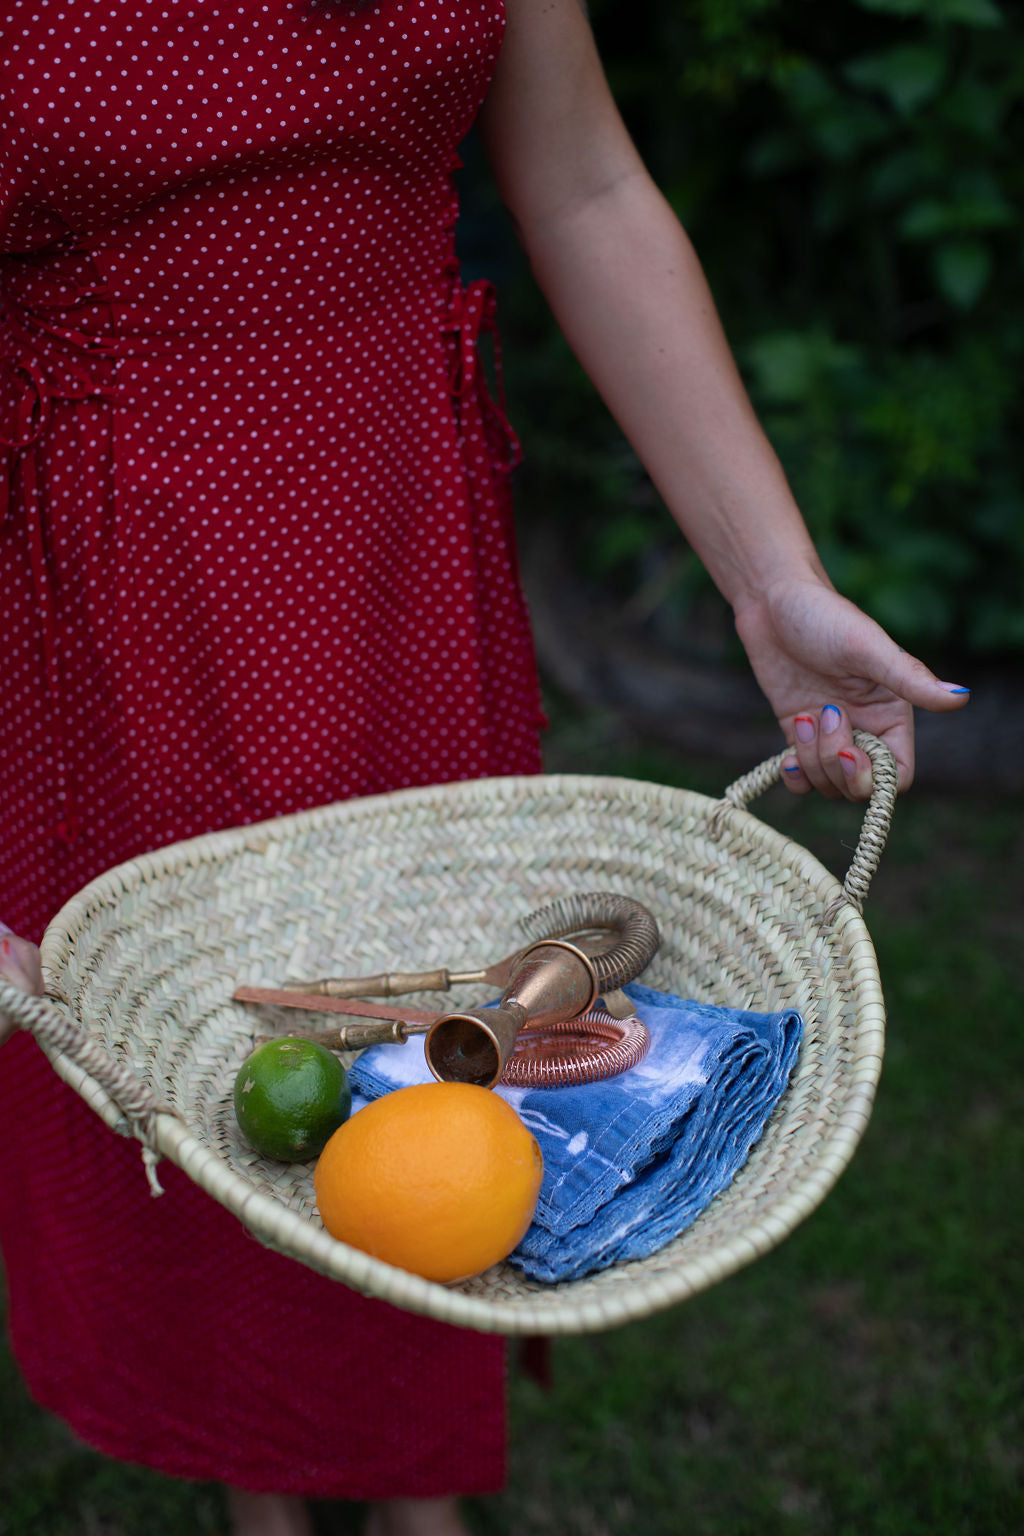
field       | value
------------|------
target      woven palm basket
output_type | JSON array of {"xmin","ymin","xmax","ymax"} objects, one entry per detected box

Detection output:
[{"xmin": 0, "ymin": 732, "xmax": 895, "ymax": 1336}]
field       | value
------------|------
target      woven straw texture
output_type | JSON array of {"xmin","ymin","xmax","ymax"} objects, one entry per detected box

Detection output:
[{"xmin": 0, "ymin": 734, "xmax": 894, "ymax": 1336}]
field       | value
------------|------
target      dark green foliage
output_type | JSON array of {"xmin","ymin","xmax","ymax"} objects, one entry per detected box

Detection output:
[{"xmin": 480, "ymin": 0, "xmax": 1024, "ymax": 663}]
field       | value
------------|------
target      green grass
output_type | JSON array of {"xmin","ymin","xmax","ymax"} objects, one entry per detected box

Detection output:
[{"xmin": 3, "ymin": 708, "xmax": 1021, "ymax": 1534}]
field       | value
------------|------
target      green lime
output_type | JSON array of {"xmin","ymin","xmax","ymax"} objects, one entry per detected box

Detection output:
[{"xmin": 233, "ymin": 1037, "xmax": 352, "ymax": 1162}]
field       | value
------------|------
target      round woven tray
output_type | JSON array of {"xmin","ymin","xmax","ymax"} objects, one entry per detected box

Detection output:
[{"xmin": 0, "ymin": 732, "xmax": 895, "ymax": 1336}]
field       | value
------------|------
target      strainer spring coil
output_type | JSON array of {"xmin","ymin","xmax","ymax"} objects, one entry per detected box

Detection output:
[{"xmin": 517, "ymin": 891, "xmax": 660, "ymax": 993}]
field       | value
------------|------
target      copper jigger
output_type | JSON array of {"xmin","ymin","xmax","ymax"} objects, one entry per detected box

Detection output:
[{"xmin": 424, "ymin": 939, "xmax": 598, "ymax": 1088}]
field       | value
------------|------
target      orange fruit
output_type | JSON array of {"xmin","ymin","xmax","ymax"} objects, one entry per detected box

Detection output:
[
  {"xmin": 233, "ymin": 1037, "xmax": 352, "ymax": 1162},
  {"xmin": 313, "ymin": 1082, "xmax": 543, "ymax": 1283}
]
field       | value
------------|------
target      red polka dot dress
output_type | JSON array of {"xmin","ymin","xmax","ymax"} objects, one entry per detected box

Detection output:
[{"xmin": 0, "ymin": 0, "xmax": 544, "ymax": 1498}]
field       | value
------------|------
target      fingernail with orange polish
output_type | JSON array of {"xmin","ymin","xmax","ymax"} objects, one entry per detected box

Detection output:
[
  {"xmin": 794, "ymin": 714, "xmax": 816, "ymax": 743},
  {"xmin": 838, "ymin": 751, "xmax": 858, "ymax": 778}
]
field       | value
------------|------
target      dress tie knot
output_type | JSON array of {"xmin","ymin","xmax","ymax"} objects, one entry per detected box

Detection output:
[
  {"xmin": 0, "ymin": 353, "xmax": 51, "ymax": 456},
  {"xmin": 445, "ymin": 276, "xmax": 522, "ymax": 476}
]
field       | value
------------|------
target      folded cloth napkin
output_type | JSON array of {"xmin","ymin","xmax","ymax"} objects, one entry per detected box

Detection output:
[{"xmin": 347, "ymin": 981, "xmax": 803, "ymax": 1284}]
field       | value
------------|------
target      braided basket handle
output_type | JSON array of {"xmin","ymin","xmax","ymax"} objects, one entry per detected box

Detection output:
[
  {"xmin": 0, "ymin": 981, "xmax": 171, "ymax": 1165},
  {"xmin": 716, "ymin": 730, "xmax": 899, "ymax": 914}
]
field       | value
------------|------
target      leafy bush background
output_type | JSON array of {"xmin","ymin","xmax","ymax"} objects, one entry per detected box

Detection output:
[{"xmin": 462, "ymin": 0, "xmax": 1024, "ymax": 666}]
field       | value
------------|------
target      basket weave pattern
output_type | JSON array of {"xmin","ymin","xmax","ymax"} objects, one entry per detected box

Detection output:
[{"xmin": 1, "ymin": 738, "xmax": 894, "ymax": 1335}]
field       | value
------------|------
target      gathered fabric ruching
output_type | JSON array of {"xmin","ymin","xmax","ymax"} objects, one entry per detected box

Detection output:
[{"xmin": 1, "ymin": 238, "xmax": 120, "ymax": 844}]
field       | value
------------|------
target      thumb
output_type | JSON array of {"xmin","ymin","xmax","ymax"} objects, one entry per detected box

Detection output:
[{"xmin": 874, "ymin": 645, "xmax": 971, "ymax": 714}]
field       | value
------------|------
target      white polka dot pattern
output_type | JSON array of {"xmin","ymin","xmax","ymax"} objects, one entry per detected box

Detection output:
[
  {"xmin": 0, "ymin": 0, "xmax": 533, "ymax": 1497},
  {"xmin": 1, "ymin": 0, "xmax": 545, "ymax": 941}
]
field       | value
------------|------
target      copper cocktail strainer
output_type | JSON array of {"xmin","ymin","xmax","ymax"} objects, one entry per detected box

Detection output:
[{"xmin": 235, "ymin": 892, "xmax": 659, "ymax": 1089}]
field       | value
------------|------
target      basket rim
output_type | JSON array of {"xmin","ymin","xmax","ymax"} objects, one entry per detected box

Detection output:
[{"xmin": 34, "ymin": 771, "xmax": 886, "ymax": 1335}]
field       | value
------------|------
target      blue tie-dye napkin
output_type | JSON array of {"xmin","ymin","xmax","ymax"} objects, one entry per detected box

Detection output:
[{"xmin": 347, "ymin": 981, "xmax": 802, "ymax": 1284}]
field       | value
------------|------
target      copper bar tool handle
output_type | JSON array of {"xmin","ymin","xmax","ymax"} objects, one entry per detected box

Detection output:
[
  {"xmin": 255, "ymin": 1019, "xmax": 422, "ymax": 1051},
  {"xmin": 282, "ymin": 967, "xmax": 456, "ymax": 999},
  {"xmin": 233, "ymin": 985, "xmax": 435, "ymax": 1026},
  {"xmin": 332, "ymin": 1019, "xmax": 423, "ymax": 1049}
]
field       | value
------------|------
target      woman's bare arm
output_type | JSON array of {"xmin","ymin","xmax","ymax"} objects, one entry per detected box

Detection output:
[{"xmin": 477, "ymin": 0, "xmax": 970, "ymax": 797}]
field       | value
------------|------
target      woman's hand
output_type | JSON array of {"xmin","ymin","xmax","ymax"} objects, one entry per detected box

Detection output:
[
  {"xmin": 734, "ymin": 578, "xmax": 971, "ymax": 799},
  {"xmin": 0, "ymin": 924, "xmax": 45, "ymax": 1048}
]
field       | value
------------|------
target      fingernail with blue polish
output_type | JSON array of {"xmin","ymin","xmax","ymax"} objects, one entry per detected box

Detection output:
[
  {"xmin": 940, "ymin": 683, "xmax": 971, "ymax": 694},
  {"xmin": 783, "ymin": 761, "xmax": 802, "ymax": 775},
  {"xmin": 821, "ymin": 704, "xmax": 842, "ymax": 735}
]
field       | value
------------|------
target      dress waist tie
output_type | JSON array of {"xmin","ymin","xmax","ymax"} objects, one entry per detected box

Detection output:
[{"xmin": 447, "ymin": 277, "xmax": 522, "ymax": 475}]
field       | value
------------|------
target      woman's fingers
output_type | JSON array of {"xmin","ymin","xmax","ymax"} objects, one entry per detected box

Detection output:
[
  {"xmin": 0, "ymin": 929, "xmax": 45, "ymax": 1047},
  {"xmin": 789, "ymin": 708, "xmax": 843, "ymax": 798},
  {"xmin": 0, "ymin": 932, "xmax": 43, "ymax": 994},
  {"xmin": 816, "ymin": 703, "xmax": 876, "ymax": 798},
  {"xmin": 782, "ymin": 705, "xmax": 890, "ymax": 801},
  {"xmin": 780, "ymin": 755, "xmax": 813, "ymax": 795}
]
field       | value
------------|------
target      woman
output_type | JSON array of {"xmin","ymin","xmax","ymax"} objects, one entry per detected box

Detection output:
[{"xmin": 0, "ymin": 2, "xmax": 969, "ymax": 1534}]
